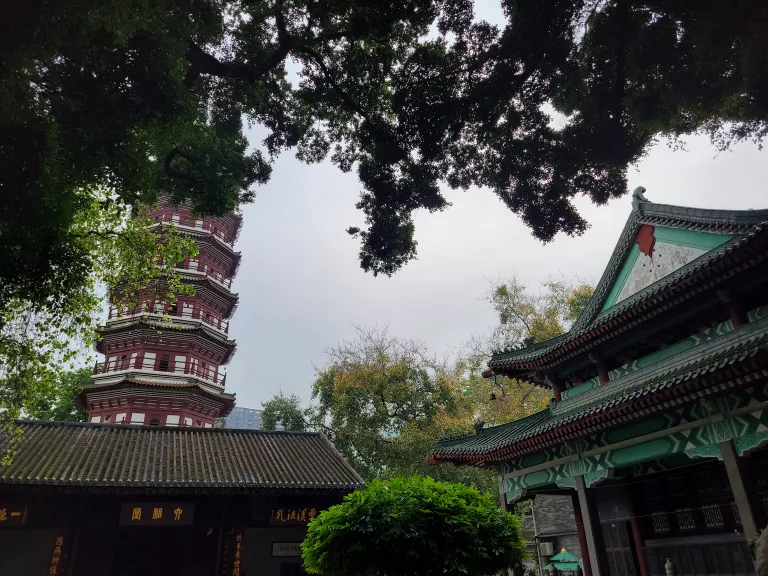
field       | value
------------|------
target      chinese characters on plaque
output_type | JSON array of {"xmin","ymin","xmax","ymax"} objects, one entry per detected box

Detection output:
[
  {"xmin": 119, "ymin": 502, "xmax": 194, "ymax": 526},
  {"xmin": 47, "ymin": 534, "xmax": 68, "ymax": 576},
  {"xmin": 272, "ymin": 542, "xmax": 302, "ymax": 557},
  {"xmin": 269, "ymin": 507, "xmax": 317, "ymax": 525},
  {"xmin": 232, "ymin": 531, "xmax": 244, "ymax": 576},
  {"xmin": 0, "ymin": 505, "xmax": 28, "ymax": 526}
]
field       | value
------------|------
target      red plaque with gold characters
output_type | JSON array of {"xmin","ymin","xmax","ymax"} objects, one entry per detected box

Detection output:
[{"xmin": 119, "ymin": 502, "xmax": 194, "ymax": 526}]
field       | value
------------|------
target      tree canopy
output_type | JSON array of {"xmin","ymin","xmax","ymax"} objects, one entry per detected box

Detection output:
[
  {"xmin": 261, "ymin": 393, "xmax": 307, "ymax": 431},
  {"xmin": 258, "ymin": 276, "xmax": 594, "ymax": 493},
  {"xmin": 302, "ymin": 476, "xmax": 526, "ymax": 576},
  {"xmin": 3, "ymin": 0, "xmax": 766, "ymax": 296},
  {"xmin": 25, "ymin": 368, "xmax": 90, "ymax": 423}
]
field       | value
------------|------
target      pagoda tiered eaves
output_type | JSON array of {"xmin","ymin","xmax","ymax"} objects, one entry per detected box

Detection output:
[{"xmin": 78, "ymin": 196, "xmax": 244, "ymax": 428}]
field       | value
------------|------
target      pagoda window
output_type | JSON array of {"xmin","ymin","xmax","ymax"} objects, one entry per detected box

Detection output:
[
  {"xmin": 116, "ymin": 413, "xmax": 126, "ymax": 424},
  {"xmin": 158, "ymin": 354, "xmax": 170, "ymax": 372},
  {"xmin": 183, "ymin": 302, "xmax": 193, "ymax": 318},
  {"xmin": 174, "ymin": 355, "xmax": 187, "ymax": 373},
  {"xmin": 204, "ymin": 423, "xmax": 212, "ymax": 428},
  {"xmin": 130, "ymin": 352, "xmax": 138, "ymax": 367},
  {"xmin": 195, "ymin": 219, "xmax": 203, "ymax": 229},
  {"xmin": 169, "ymin": 302, "xmax": 178, "ymax": 315},
  {"xmin": 153, "ymin": 300, "xmax": 164, "ymax": 314},
  {"xmin": 118, "ymin": 354, "xmax": 128, "ymax": 370},
  {"xmin": 104, "ymin": 414, "xmax": 111, "ymax": 422},
  {"xmin": 149, "ymin": 415, "xmax": 161, "ymax": 426},
  {"xmin": 190, "ymin": 258, "xmax": 199, "ymax": 270},
  {"xmin": 172, "ymin": 214, "xmax": 179, "ymax": 224},
  {"xmin": 166, "ymin": 415, "xmax": 180, "ymax": 427},
  {"xmin": 91, "ymin": 416, "xmax": 101, "ymax": 423},
  {"xmin": 142, "ymin": 352, "xmax": 156, "ymax": 370},
  {"xmin": 184, "ymin": 417, "xmax": 193, "ymax": 427},
  {"xmin": 130, "ymin": 413, "xmax": 145, "ymax": 424},
  {"xmin": 107, "ymin": 355, "xmax": 117, "ymax": 371}
]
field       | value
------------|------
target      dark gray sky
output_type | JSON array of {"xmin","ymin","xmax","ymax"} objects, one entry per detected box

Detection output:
[{"xmin": 225, "ymin": 129, "xmax": 766, "ymax": 409}]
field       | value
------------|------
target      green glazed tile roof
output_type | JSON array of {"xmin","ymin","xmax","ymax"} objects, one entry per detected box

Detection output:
[
  {"xmin": 489, "ymin": 205, "xmax": 768, "ymax": 371},
  {"xmin": 435, "ymin": 316, "xmax": 768, "ymax": 461},
  {"xmin": 0, "ymin": 422, "xmax": 363, "ymax": 492},
  {"xmin": 550, "ymin": 550, "xmax": 580, "ymax": 562}
]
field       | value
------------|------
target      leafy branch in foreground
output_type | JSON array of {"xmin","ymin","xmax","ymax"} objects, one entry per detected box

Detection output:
[{"xmin": 4, "ymin": 0, "xmax": 766, "ymax": 289}]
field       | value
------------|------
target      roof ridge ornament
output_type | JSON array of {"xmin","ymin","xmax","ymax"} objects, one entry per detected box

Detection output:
[{"xmin": 631, "ymin": 186, "xmax": 649, "ymax": 210}]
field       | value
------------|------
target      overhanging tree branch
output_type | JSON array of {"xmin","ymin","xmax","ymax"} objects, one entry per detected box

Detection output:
[{"xmin": 164, "ymin": 148, "xmax": 207, "ymax": 183}]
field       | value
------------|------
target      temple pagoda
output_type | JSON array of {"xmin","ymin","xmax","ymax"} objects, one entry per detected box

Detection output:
[
  {"xmin": 77, "ymin": 196, "xmax": 241, "ymax": 427},
  {"xmin": 433, "ymin": 189, "xmax": 768, "ymax": 576}
]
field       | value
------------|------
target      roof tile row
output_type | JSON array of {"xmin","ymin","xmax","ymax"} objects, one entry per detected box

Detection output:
[{"xmin": 0, "ymin": 422, "xmax": 363, "ymax": 492}]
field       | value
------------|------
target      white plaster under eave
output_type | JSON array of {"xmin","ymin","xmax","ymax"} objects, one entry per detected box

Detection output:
[{"xmin": 616, "ymin": 241, "xmax": 706, "ymax": 303}]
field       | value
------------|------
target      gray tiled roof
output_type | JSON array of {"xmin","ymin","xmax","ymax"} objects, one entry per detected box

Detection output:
[{"xmin": 0, "ymin": 422, "xmax": 363, "ymax": 492}]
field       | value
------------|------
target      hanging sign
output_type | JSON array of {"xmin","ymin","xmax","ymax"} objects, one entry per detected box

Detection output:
[
  {"xmin": 269, "ymin": 507, "xmax": 318, "ymax": 525},
  {"xmin": 119, "ymin": 502, "xmax": 194, "ymax": 526}
]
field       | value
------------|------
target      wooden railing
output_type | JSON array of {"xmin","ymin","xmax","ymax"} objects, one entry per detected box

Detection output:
[
  {"xmin": 107, "ymin": 307, "xmax": 230, "ymax": 334},
  {"xmin": 180, "ymin": 266, "xmax": 233, "ymax": 289},
  {"xmin": 151, "ymin": 213, "xmax": 236, "ymax": 246},
  {"xmin": 93, "ymin": 360, "xmax": 226, "ymax": 386}
]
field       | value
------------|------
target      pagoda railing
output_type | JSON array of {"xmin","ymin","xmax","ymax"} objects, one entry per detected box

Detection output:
[
  {"xmin": 93, "ymin": 360, "xmax": 227, "ymax": 387},
  {"xmin": 182, "ymin": 267, "xmax": 233, "ymax": 289},
  {"xmin": 167, "ymin": 262, "xmax": 233, "ymax": 289},
  {"xmin": 150, "ymin": 212, "xmax": 236, "ymax": 247},
  {"xmin": 107, "ymin": 307, "xmax": 230, "ymax": 334}
]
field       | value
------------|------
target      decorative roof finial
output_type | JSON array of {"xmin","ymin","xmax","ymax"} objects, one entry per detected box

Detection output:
[{"xmin": 632, "ymin": 186, "xmax": 649, "ymax": 210}]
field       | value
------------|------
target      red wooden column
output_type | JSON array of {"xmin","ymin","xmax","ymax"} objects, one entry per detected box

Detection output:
[
  {"xmin": 626, "ymin": 495, "xmax": 650, "ymax": 576},
  {"xmin": 588, "ymin": 353, "xmax": 610, "ymax": 385},
  {"xmin": 571, "ymin": 492, "xmax": 593, "ymax": 576}
]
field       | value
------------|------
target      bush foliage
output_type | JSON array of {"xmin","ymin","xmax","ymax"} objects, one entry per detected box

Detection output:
[{"xmin": 302, "ymin": 476, "xmax": 526, "ymax": 576}]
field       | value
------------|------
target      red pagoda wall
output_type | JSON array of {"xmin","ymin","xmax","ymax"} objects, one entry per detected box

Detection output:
[{"xmin": 84, "ymin": 196, "xmax": 241, "ymax": 427}]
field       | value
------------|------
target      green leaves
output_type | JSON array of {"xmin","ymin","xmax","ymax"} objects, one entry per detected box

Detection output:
[
  {"xmin": 262, "ymin": 393, "xmax": 307, "ymax": 431},
  {"xmin": 26, "ymin": 368, "xmax": 90, "ymax": 423},
  {"xmin": 0, "ymin": 189, "xmax": 198, "ymax": 423},
  {"xmin": 489, "ymin": 275, "xmax": 594, "ymax": 350},
  {"xmin": 302, "ymin": 476, "xmax": 527, "ymax": 576},
  {"xmin": 4, "ymin": 0, "xmax": 768, "ymax": 285}
]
